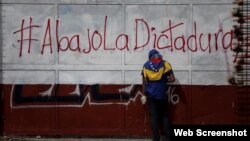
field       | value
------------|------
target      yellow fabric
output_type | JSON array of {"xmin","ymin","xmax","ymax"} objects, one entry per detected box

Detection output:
[
  {"xmin": 143, "ymin": 62, "xmax": 172, "ymax": 81},
  {"xmin": 143, "ymin": 67, "xmax": 165, "ymax": 81},
  {"xmin": 163, "ymin": 62, "xmax": 172, "ymax": 73}
]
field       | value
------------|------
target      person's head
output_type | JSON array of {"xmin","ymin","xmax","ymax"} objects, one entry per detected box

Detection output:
[{"xmin": 148, "ymin": 49, "xmax": 162, "ymax": 60}]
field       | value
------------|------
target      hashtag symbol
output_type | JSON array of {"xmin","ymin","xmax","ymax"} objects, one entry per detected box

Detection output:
[{"xmin": 13, "ymin": 17, "xmax": 40, "ymax": 57}]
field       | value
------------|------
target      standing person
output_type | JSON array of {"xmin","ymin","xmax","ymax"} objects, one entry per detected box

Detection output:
[{"xmin": 141, "ymin": 49, "xmax": 175, "ymax": 141}]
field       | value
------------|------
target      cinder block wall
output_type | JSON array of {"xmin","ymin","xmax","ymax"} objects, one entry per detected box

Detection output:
[{"xmin": 1, "ymin": 0, "xmax": 247, "ymax": 137}]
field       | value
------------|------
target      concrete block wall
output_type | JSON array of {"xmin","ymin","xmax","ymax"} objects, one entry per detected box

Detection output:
[
  {"xmin": 1, "ymin": 0, "xmax": 235, "ymax": 85},
  {"xmin": 2, "ymin": 0, "xmax": 248, "ymax": 137}
]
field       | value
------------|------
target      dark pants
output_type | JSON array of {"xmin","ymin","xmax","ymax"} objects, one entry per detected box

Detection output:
[{"xmin": 147, "ymin": 97, "xmax": 171, "ymax": 141}]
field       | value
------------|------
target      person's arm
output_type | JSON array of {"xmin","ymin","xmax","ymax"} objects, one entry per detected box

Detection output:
[
  {"xmin": 142, "ymin": 76, "xmax": 145, "ymax": 94},
  {"xmin": 141, "ymin": 69, "xmax": 147, "ymax": 105},
  {"xmin": 142, "ymin": 76, "xmax": 146, "ymax": 94},
  {"xmin": 141, "ymin": 67, "xmax": 147, "ymax": 94},
  {"xmin": 167, "ymin": 72, "xmax": 175, "ymax": 83},
  {"xmin": 164, "ymin": 61, "xmax": 175, "ymax": 83}
]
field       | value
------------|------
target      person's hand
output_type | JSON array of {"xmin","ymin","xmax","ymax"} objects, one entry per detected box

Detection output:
[{"xmin": 141, "ymin": 95, "xmax": 147, "ymax": 105}]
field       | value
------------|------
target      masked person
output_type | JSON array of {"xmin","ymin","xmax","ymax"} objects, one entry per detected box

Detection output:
[{"xmin": 141, "ymin": 49, "xmax": 175, "ymax": 141}]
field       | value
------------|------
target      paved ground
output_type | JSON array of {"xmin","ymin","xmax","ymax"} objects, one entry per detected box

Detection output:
[{"xmin": 0, "ymin": 136, "xmax": 151, "ymax": 141}]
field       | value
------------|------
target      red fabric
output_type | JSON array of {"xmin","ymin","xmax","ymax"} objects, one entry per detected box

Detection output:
[{"xmin": 150, "ymin": 58, "xmax": 162, "ymax": 64}]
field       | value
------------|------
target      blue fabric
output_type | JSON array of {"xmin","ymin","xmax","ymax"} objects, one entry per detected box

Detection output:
[
  {"xmin": 143, "ymin": 60, "xmax": 173, "ymax": 100},
  {"xmin": 148, "ymin": 49, "xmax": 161, "ymax": 59},
  {"xmin": 144, "ymin": 60, "xmax": 164, "ymax": 72}
]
